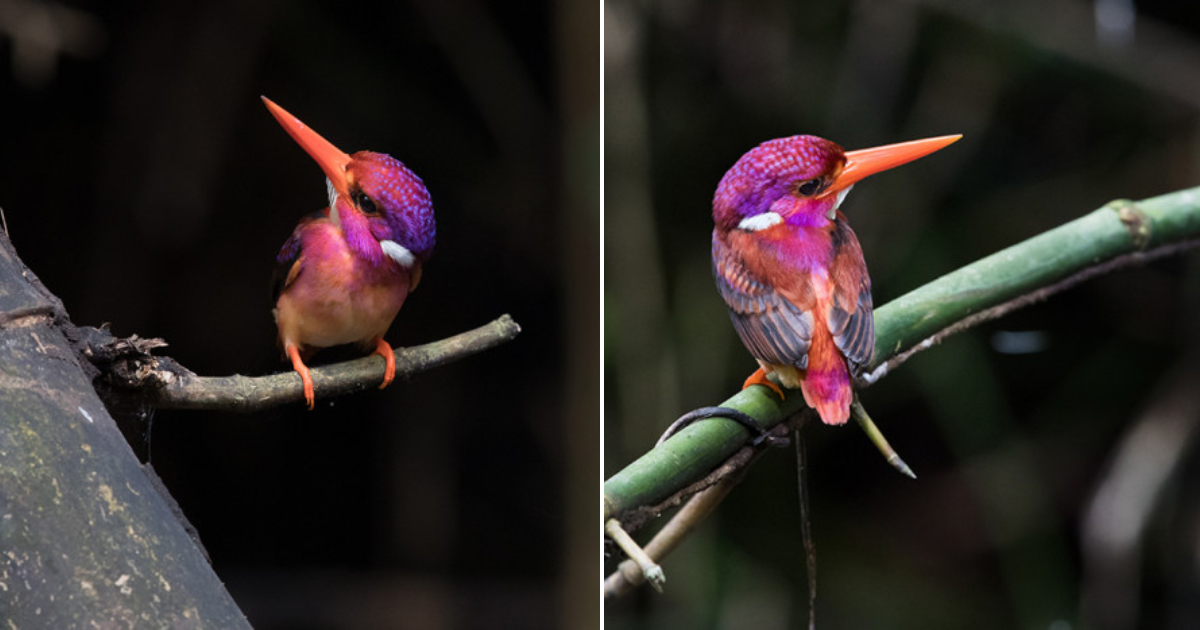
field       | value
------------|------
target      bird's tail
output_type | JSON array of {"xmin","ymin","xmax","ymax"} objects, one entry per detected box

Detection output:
[{"xmin": 798, "ymin": 342, "xmax": 853, "ymax": 425}]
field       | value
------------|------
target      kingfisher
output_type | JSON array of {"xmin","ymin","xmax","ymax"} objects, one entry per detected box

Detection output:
[
  {"xmin": 712, "ymin": 134, "xmax": 959, "ymax": 425},
  {"xmin": 263, "ymin": 97, "xmax": 436, "ymax": 409}
]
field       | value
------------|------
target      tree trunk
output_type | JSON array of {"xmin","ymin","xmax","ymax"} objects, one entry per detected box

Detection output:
[{"xmin": 0, "ymin": 231, "xmax": 249, "ymax": 627}]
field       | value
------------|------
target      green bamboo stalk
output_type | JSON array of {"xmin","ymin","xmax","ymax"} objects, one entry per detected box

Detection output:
[{"xmin": 604, "ymin": 187, "xmax": 1200, "ymax": 523}]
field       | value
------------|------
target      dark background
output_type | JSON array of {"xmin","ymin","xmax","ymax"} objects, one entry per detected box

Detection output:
[
  {"xmin": 605, "ymin": 0, "xmax": 1200, "ymax": 628},
  {"xmin": 1, "ymin": 1, "xmax": 597, "ymax": 628}
]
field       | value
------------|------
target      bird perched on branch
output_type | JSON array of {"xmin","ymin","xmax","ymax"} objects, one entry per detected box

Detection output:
[
  {"xmin": 712, "ymin": 134, "xmax": 959, "ymax": 425},
  {"xmin": 263, "ymin": 97, "xmax": 436, "ymax": 409}
]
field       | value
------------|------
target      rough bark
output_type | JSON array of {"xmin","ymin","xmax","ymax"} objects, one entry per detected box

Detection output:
[{"xmin": 0, "ymin": 230, "xmax": 251, "ymax": 627}]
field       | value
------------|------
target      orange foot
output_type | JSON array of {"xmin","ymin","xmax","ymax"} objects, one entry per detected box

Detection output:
[
  {"xmin": 372, "ymin": 338, "xmax": 396, "ymax": 390},
  {"xmin": 286, "ymin": 343, "xmax": 316, "ymax": 410},
  {"xmin": 742, "ymin": 367, "xmax": 784, "ymax": 400}
]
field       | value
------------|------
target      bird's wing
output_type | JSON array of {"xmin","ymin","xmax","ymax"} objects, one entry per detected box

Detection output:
[
  {"xmin": 825, "ymin": 219, "xmax": 874, "ymax": 375},
  {"xmin": 713, "ymin": 233, "xmax": 814, "ymax": 370},
  {"xmin": 270, "ymin": 209, "xmax": 330, "ymax": 304}
]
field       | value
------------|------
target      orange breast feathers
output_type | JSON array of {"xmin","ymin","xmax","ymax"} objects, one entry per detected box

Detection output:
[{"xmin": 273, "ymin": 220, "xmax": 412, "ymax": 354}]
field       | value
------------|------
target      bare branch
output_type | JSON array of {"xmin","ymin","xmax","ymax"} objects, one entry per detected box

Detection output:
[
  {"xmin": 85, "ymin": 315, "xmax": 521, "ymax": 413},
  {"xmin": 604, "ymin": 420, "xmax": 797, "ymax": 598}
]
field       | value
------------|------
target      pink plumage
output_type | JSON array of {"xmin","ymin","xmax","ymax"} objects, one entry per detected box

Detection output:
[
  {"xmin": 711, "ymin": 134, "xmax": 959, "ymax": 424},
  {"xmin": 263, "ymin": 97, "xmax": 436, "ymax": 409}
]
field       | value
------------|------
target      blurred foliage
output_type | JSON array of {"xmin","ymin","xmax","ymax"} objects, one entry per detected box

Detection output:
[
  {"xmin": 0, "ymin": 0, "xmax": 597, "ymax": 628},
  {"xmin": 605, "ymin": 1, "xmax": 1200, "ymax": 628}
]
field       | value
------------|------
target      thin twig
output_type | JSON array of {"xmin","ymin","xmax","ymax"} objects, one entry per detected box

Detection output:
[
  {"xmin": 851, "ymin": 397, "xmax": 916, "ymax": 478},
  {"xmin": 605, "ymin": 519, "xmax": 666, "ymax": 593},
  {"xmin": 88, "ymin": 315, "xmax": 521, "ymax": 412},
  {"xmin": 605, "ymin": 468, "xmax": 745, "ymax": 598},
  {"xmin": 604, "ymin": 421, "xmax": 795, "ymax": 597},
  {"xmin": 796, "ymin": 425, "xmax": 816, "ymax": 630},
  {"xmin": 615, "ymin": 421, "xmax": 795, "ymax": 535}
]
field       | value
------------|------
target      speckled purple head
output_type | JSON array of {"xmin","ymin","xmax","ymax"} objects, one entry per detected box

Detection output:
[
  {"xmin": 262, "ymin": 96, "xmax": 437, "ymax": 265},
  {"xmin": 349, "ymin": 151, "xmax": 436, "ymax": 262},
  {"xmin": 712, "ymin": 135, "xmax": 845, "ymax": 231}
]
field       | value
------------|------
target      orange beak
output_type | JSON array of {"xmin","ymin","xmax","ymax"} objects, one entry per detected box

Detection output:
[
  {"xmin": 825, "ymin": 134, "xmax": 962, "ymax": 195},
  {"xmin": 261, "ymin": 96, "xmax": 353, "ymax": 196}
]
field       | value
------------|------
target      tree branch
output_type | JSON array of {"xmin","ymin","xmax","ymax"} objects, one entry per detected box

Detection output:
[
  {"xmin": 84, "ymin": 315, "xmax": 522, "ymax": 413},
  {"xmin": 604, "ymin": 187, "xmax": 1200, "ymax": 526}
]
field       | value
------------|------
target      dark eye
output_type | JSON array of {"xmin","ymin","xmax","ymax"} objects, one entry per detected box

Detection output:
[
  {"xmin": 355, "ymin": 191, "xmax": 378, "ymax": 214},
  {"xmin": 797, "ymin": 178, "xmax": 823, "ymax": 196}
]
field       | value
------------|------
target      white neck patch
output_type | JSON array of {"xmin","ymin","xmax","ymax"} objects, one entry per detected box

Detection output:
[
  {"xmin": 833, "ymin": 185, "xmax": 853, "ymax": 210},
  {"xmin": 380, "ymin": 239, "xmax": 416, "ymax": 268},
  {"xmin": 826, "ymin": 185, "xmax": 854, "ymax": 221},
  {"xmin": 326, "ymin": 178, "xmax": 341, "ymax": 226},
  {"xmin": 738, "ymin": 211, "xmax": 783, "ymax": 232}
]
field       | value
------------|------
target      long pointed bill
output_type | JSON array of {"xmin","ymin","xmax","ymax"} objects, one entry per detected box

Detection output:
[
  {"xmin": 261, "ymin": 96, "xmax": 353, "ymax": 195},
  {"xmin": 825, "ymin": 134, "xmax": 962, "ymax": 195}
]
